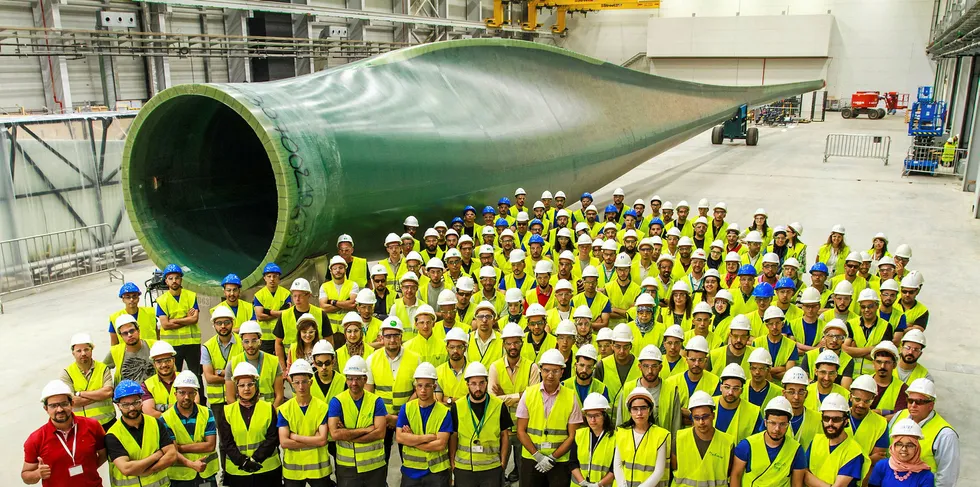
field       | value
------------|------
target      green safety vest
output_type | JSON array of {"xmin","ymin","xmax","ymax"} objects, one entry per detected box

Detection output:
[
  {"xmin": 752, "ymin": 335, "xmax": 798, "ymax": 368},
  {"xmin": 846, "ymin": 317, "xmax": 891, "ymax": 375},
  {"xmin": 808, "ymin": 434, "xmax": 865, "ymax": 484},
  {"xmin": 804, "ymin": 383, "xmax": 850, "ymax": 411},
  {"xmin": 162, "ymin": 405, "xmax": 219, "ymax": 481},
  {"xmin": 468, "ymin": 332, "xmax": 503, "ymax": 368},
  {"xmin": 253, "ymin": 286, "xmax": 291, "ymax": 336},
  {"xmin": 791, "ymin": 409, "xmax": 822, "ymax": 450},
  {"xmin": 109, "ymin": 307, "xmax": 158, "ymax": 341},
  {"xmin": 334, "ymin": 390, "xmax": 386, "ymax": 473},
  {"xmin": 520, "ymin": 333, "xmax": 556, "ymax": 364},
  {"xmin": 390, "ymin": 299, "xmax": 419, "ymax": 342},
  {"xmin": 156, "ymin": 290, "xmax": 200, "ymax": 346},
  {"xmin": 521, "ymin": 385, "xmax": 576, "ymax": 461},
  {"xmin": 228, "ymin": 352, "xmax": 278, "ymax": 402},
  {"xmin": 615, "ymin": 425, "xmax": 670, "ymax": 487},
  {"xmin": 209, "ymin": 302, "xmax": 252, "ymax": 329},
  {"xmin": 454, "ymin": 396, "xmax": 504, "ymax": 471},
  {"xmin": 367, "ymin": 348, "xmax": 419, "ymax": 414},
  {"xmin": 574, "ymin": 427, "xmax": 616, "ymax": 484},
  {"xmin": 742, "ymin": 431, "xmax": 800, "ymax": 487},
  {"xmin": 336, "ymin": 342, "xmax": 375, "ymax": 372},
  {"xmin": 671, "ymin": 427, "xmax": 733, "ymax": 487},
  {"xmin": 404, "ymin": 328, "xmax": 448, "ymax": 366},
  {"xmin": 849, "ymin": 411, "xmax": 887, "ymax": 459},
  {"xmin": 223, "ymin": 400, "xmax": 281, "ymax": 476},
  {"xmin": 65, "ymin": 361, "xmax": 115, "ymax": 425},
  {"xmin": 402, "ymin": 400, "xmax": 451, "ymax": 473},
  {"xmin": 107, "ymin": 415, "xmax": 170, "ymax": 487},
  {"xmin": 280, "ymin": 397, "xmax": 332, "ymax": 480},
  {"xmin": 202, "ymin": 336, "xmax": 243, "ymax": 405}
]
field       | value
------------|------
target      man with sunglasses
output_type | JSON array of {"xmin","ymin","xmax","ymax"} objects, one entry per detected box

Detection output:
[
  {"xmin": 731, "ymin": 396, "xmax": 806, "ymax": 487},
  {"xmin": 805, "ymin": 393, "xmax": 865, "ymax": 487},
  {"xmin": 898, "ymin": 273, "xmax": 929, "ymax": 332},
  {"xmin": 844, "ymin": 289, "xmax": 894, "ymax": 376},
  {"xmin": 830, "ymin": 252, "xmax": 868, "ymax": 313},
  {"xmin": 105, "ymin": 315, "xmax": 156, "ymax": 384},
  {"xmin": 890, "ymin": 378, "xmax": 959, "ymax": 487},
  {"xmin": 310, "ymin": 340, "xmax": 345, "ymax": 405}
]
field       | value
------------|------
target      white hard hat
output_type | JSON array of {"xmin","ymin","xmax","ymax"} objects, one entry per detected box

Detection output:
[
  {"xmin": 799, "ymin": 287, "xmax": 822, "ymax": 304},
  {"xmin": 773, "ymin": 225, "xmax": 786, "ymax": 235},
  {"xmin": 816, "ymin": 349, "xmax": 840, "ymax": 367},
  {"xmin": 902, "ymin": 329, "xmax": 927, "ymax": 347},
  {"xmin": 663, "ymin": 325, "xmax": 685, "ymax": 340},
  {"xmin": 380, "ymin": 316, "xmax": 403, "ymax": 332},
  {"xmin": 343, "ymin": 356, "xmax": 369, "ymax": 376},
  {"xmin": 444, "ymin": 248, "xmax": 462, "ymax": 260},
  {"xmin": 456, "ymin": 276, "xmax": 475, "ymax": 292},
  {"xmin": 405, "ymin": 251, "xmax": 423, "ymax": 262},
  {"xmin": 513, "ymin": 187, "xmax": 526, "ymax": 196},
  {"xmin": 424, "ymin": 228, "xmax": 440, "ymax": 239},
  {"xmin": 901, "ymin": 273, "xmax": 923, "ymax": 289},
  {"xmin": 729, "ymin": 314, "xmax": 752, "ymax": 332},
  {"xmin": 872, "ymin": 340, "xmax": 900, "ymax": 361},
  {"xmin": 692, "ymin": 249, "xmax": 707, "ymax": 260},
  {"xmin": 534, "ymin": 260, "xmax": 554, "ymax": 275},
  {"xmin": 823, "ymin": 319, "xmax": 848, "ymax": 335},
  {"xmin": 404, "ymin": 216, "xmax": 419, "ymax": 227},
  {"xmin": 745, "ymin": 231, "xmax": 763, "ymax": 243},
  {"xmin": 337, "ymin": 234, "xmax": 354, "ymax": 245},
  {"xmin": 762, "ymin": 252, "xmax": 780, "ymax": 265},
  {"xmin": 582, "ymin": 393, "xmax": 611, "ymax": 411},
  {"xmin": 688, "ymin": 390, "xmax": 715, "ymax": 410},
  {"xmin": 612, "ymin": 323, "xmax": 633, "ymax": 343},
  {"xmin": 458, "ymin": 235, "xmax": 474, "ymax": 246},
  {"xmin": 481, "ymin": 227, "xmax": 496, "ymax": 237},
  {"xmin": 342, "ymin": 312, "xmax": 362, "ymax": 327},
  {"xmin": 783, "ymin": 257, "xmax": 801, "ymax": 269},
  {"xmin": 763, "ymin": 306, "xmax": 785, "ymax": 321},
  {"xmin": 613, "ymin": 187, "xmax": 625, "ymax": 196},
  {"xmin": 892, "ymin": 418, "xmax": 925, "ymax": 439},
  {"xmin": 880, "ymin": 278, "xmax": 900, "ymax": 292},
  {"xmin": 720, "ymin": 363, "xmax": 747, "ymax": 382},
  {"xmin": 233, "ymin": 362, "xmax": 260, "ymax": 379},
  {"xmin": 858, "ymin": 288, "xmax": 880, "ymax": 303},
  {"xmin": 290, "ymin": 278, "xmax": 312, "ymax": 293},
  {"xmin": 638, "ymin": 344, "xmax": 662, "ymax": 362},
  {"xmin": 558, "ymin": 251, "xmax": 575, "ymax": 263},
  {"xmin": 539, "ymin": 349, "xmax": 567, "ymax": 367},
  {"xmin": 575, "ymin": 344, "xmax": 599, "ymax": 361},
  {"xmin": 508, "ymin": 249, "xmax": 526, "ymax": 263},
  {"xmin": 505, "ymin": 288, "xmax": 524, "ymax": 303},
  {"xmin": 415, "ymin": 304, "xmax": 437, "ymax": 320},
  {"xmin": 312, "ymin": 340, "xmax": 335, "ymax": 356},
  {"xmin": 369, "ymin": 264, "xmax": 387, "ymax": 277},
  {"xmin": 239, "ymin": 320, "xmax": 262, "ymax": 337},
  {"xmin": 765, "ymin": 396, "xmax": 793, "ymax": 416},
  {"xmin": 40, "ymin": 380, "xmax": 73, "ymax": 403},
  {"xmin": 710, "ymin": 240, "xmax": 724, "ymax": 250},
  {"xmin": 845, "ymin": 251, "xmax": 862, "ymax": 263},
  {"xmin": 678, "ymin": 236, "xmax": 693, "ymax": 248},
  {"xmin": 577, "ymin": 235, "xmax": 593, "ymax": 246},
  {"xmin": 592, "ymin": 238, "xmax": 604, "ymax": 248},
  {"xmin": 693, "ymin": 302, "xmax": 712, "ymax": 316},
  {"xmin": 582, "ymin": 266, "xmax": 600, "ymax": 279},
  {"xmin": 385, "ymin": 232, "xmax": 401, "ymax": 246},
  {"xmin": 685, "ymin": 335, "xmax": 710, "ymax": 354},
  {"xmin": 501, "ymin": 322, "xmax": 524, "ymax": 339},
  {"xmin": 614, "ymin": 253, "xmax": 632, "ymax": 268},
  {"xmin": 526, "ymin": 303, "xmax": 547, "ymax": 317},
  {"xmin": 859, "ymin": 251, "xmax": 872, "ymax": 262},
  {"xmin": 516, "ymin": 212, "xmax": 530, "ymax": 223},
  {"xmin": 715, "ymin": 289, "xmax": 734, "ymax": 303},
  {"xmin": 475, "ymin": 300, "xmax": 497, "ymax": 315},
  {"xmin": 114, "ymin": 314, "xmax": 138, "ymax": 330},
  {"xmin": 753, "ymin": 208, "xmax": 767, "ymax": 217},
  {"xmin": 70, "ymin": 332, "xmax": 94, "ymax": 349},
  {"xmin": 727, "ymin": 223, "xmax": 740, "ymax": 234},
  {"xmin": 555, "ymin": 279, "xmax": 573, "ymax": 292},
  {"xmin": 641, "ymin": 238, "xmax": 657, "ymax": 249},
  {"xmin": 666, "ymin": 227, "xmax": 681, "ymax": 238},
  {"xmin": 748, "ymin": 348, "xmax": 773, "ymax": 366},
  {"xmin": 713, "ymin": 201, "xmax": 727, "ymax": 211},
  {"xmin": 445, "ymin": 328, "xmax": 469, "ymax": 344},
  {"xmin": 356, "ymin": 288, "xmax": 377, "ymax": 305},
  {"xmin": 427, "ymin": 257, "xmax": 445, "ymax": 270},
  {"xmin": 401, "ymin": 232, "xmax": 415, "ymax": 241},
  {"xmin": 297, "ymin": 312, "xmax": 317, "ymax": 326},
  {"xmin": 437, "ymin": 289, "xmax": 457, "ymax": 306},
  {"xmin": 330, "ymin": 255, "xmax": 348, "ymax": 268},
  {"xmin": 626, "ymin": 387, "xmax": 655, "ymax": 407},
  {"xmin": 464, "ymin": 361, "xmax": 489, "ymax": 379},
  {"xmin": 289, "ymin": 359, "xmax": 315, "ymax": 376},
  {"xmin": 400, "ymin": 271, "xmax": 419, "ymax": 284},
  {"xmin": 596, "ymin": 327, "xmax": 614, "ymax": 342},
  {"xmin": 781, "ymin": 366, "xmax": 809, "ymax": 385},
  {"xmin": 624, "ymin": 229, "xmax": 639, "ymax": 240},
  {"xmin": 677, "ymin": 200, "xmax": 690, "ymax": 209},
  {"xmin": 878, "ymin": 255, "xmax": 895, "ymax": 268},
  {"xmin": 894, "ymin": 244, "xmax": 912, "ymax": 259},
  {"xmin": 586, "ymin": 205, "xmax": 598, "ymax": 213},
  {"xmin": 833, "ymin": 280, "xmax": 853, "ymax": 296},
  {"xmin": 150, "ymin": 340, "xmax": 176, "ymax": 358},
  {"xmin": 555, "ymin": 320, "xmax": 577, "ymax": 336},
  {"xmin": 641, "ymin": 276, "xmax": 659, "ymax": 289},
  {"xmin": 633, "ymin": 198, "xmax": 645, "ymax": 207},
  {"xmin": 635, "ymin": 293, "xmax": 657, "ymax": 307},
  {"xmin": 725, "ymin": 251, "xmax": 741, "ymax": 263},
  {"xmin": 671, "ymin": 280, "xmax": 690, "ymax": 294},
  {"xmin": 850, "ymin": 375, "xmax": 878, "ymax": 395},
  {"xmin": 557, "ymin": 228, "xmax": 572, "ymax": 239},
  {"xmin": 478, "ymin": 266, "xmax": 496, "ymax": 280},
  {"xmin": 697, "ymin": 198, "xmax": 709, "ymax": 209},
  {"xmin": 210, "ymin": 307, "xmax": 236, "ymax": 323},
  {"xmin": 830, "ymin": 224, "xmax": 846, "ymax": 235},
  {"xmin": 601, "ymin": 240, "xmax": 618, "ymax": 252},
  {"xmin": 414, "ymin": 362, "xmax": 438, "ymax": 380},
  {"xmin": 649, "ymin": 235, "xmax": 663, "ymax": 246},
  {"xmin": 788, "ymin": 222, "xmax": 803, "ymax": 235},
  {"xmin": 819, "ymin": 393, "xmax": 849, "ymax": 413},
  {"xmin": 533, "ymin": 200, "xmax": 545, "ymax": 210}
]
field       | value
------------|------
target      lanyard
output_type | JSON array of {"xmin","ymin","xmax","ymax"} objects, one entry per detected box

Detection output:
[
  {"xmin": 467, "ymin": 397, "xmax": 489, "ymax": 436},
  {"xmin": 55, "ymin": 424, "xmax": 78, "ymax": 465}
]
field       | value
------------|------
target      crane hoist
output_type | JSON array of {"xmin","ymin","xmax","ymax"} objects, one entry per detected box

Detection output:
[{"xmin": 486, "ymin": 0, "xmax": 660, "ymax": 35}]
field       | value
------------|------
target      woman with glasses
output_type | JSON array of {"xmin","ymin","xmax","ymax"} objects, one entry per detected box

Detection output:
[
  {"xmin": 569, "ymin": 393, "xmax": 616, "ymax": 487},
  {"xmin": 869, "ymin": 418, "xmax": 934, "ymax": 486},
  {"xmin": 614, "ymin": 387, "xmax": 668, "ymax": 487},
  {"xmin": 217, "ymin": 362, "xmax": 282, "ymax": 486},
  {"xmin": 287, "ymin": 319, "xmax": 320, "ymax": 371}
]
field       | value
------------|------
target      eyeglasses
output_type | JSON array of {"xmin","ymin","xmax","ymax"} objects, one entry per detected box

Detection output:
[
  {"xmin": 825, "ymin": 334, "xmax": 846, "ymax": 341},
  {"xmin": 692, "ymin": 414, "xmax": 712, "ymax": 421},
  {"xmin": 859, "ymin": 304, "xmax": 876, "ymax": 310},
  {"xmin": 845, "ymin": 263, "xmax": 859, "ymax": 269},
  {"xmin": 476, "ymin": 314, "xmax": 494, "ymax": 320},
  {"xmin": 46, "ymin": 400, "xmax": 70, "ymax": 410},
  {"xmin": 784, "ymin": 389, "xmax": 807, "ymax": 397},
  {"xmin": 894, "ymin": 441, "xmax": 917, "ymax": 450},
  {"xmin": 541, "ymin": 367, "xmax": 563, "ymax": 376},
  {"xmin": 528, "ymin": 320, "xmax": 547, "ymax": 326},
  {"xmin": 902, "ymin": 345, "xmax": 922, "ymax": 353},
  {"xmin": 153, "ymin": 357, "xmax": 174, "ymax": 365},
  {"xmin": 687, "ymin": 357, "xmax": 707, "ymax": 364},
  {"xmin": 639, "ymin": 363, "xmax": 660, "ymax": 370},
  {"xmin": 456, "ymin": 292, "xmax": 472, "ymax": 297},
  {"xmin": 907, "ymin": 398, "xmax": 934, "ymax": 406},
  {"xmin": 314, "ymin": 360, "xmax": 333, "ymax": 367},
  {"xmin": 373, "ymin": 279, "xmax": 387, "ymax": 285},
  {"xmin": 242, "ymin": 339, "xmax": 261, "ymax": 346},
  {"xmin": 585, "ymin": 412, "xmax": 604, "ymax": 420},
  {"xmin": 119, "ymin": 329, "xmax": 139, "ymax": 337},
  {"xmin": 292, "ymin": 379, "xmax": 311, "ymax": 386},
  {"xmin": 822, "ymin": 415, "xmax": 846, "ymax": 424},
  {"xmin": 118, "ymin": 400, "xmax": 142, "ymax": 409},
  {"xmin": 447, "ymin": 345, "xmax": 466, "ymax": 352},
  {"xmin": 630, "ymin": 406, "xmax": 650, "ymax": 413},
  {"xmin": 765, "ymin": 420, "xmax": 789, "ymax": 429},
  {"xmin": 720, "ymin": 384, "xmax": 742, "ymax": 393},
  {"xmin": 175, "ymin": 389, "xmax": 196, "ymax": 397},
  {"xmin": 237, "ymin": 382, "xmax": 256, "ymax": 389},
  {"xmin": 214, "ymin": 319, "xmax": 234, "ymax": 326}
]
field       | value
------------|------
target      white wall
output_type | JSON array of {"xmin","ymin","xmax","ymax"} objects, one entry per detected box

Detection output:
[{"xmin": 553, "ymin": 0, "xmax": 937, "ymax": 100}]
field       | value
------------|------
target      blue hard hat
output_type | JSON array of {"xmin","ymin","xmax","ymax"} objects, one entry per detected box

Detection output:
[
  {"xmin": 482, "ymin": 206, "xmax": 496, "ymax": 215},
  {"xmin": 451, "ymin": 216, "xmax": 464, "ymax": 225},
  {"xmin": 495, "ymin": 218, "xmax": 509, "ymax": 227},
  {"xmin": 263, "ymin": 262, "xmax": 282, "ymax": 275},
  {"xmin": 775, "ymin": 277, "xmax": 795, "ymax": 290},
  {"xmin": 529, "ymin": 234, "xmax": 545, "ymax": 245},
  {"xmin": 221, "ymin": 273, "xmax": 242, "ymax": 287},
  {"xmin": 581, "ymin": 192, "xmax": 593, "ymax": 200},
  {"xmin": 604, "ymin": 204, "xmax": 617, "ymax": 213},
  {"xmin": 649, "ymin": 218, "xmax": 664, "ymax": 227},
  {"xmin": 737, "ymin": 264, "xmax": 758, "ymax": 277},
  {"xmin": 162, "ymin": 264, "xmax": 183, "ymax": 276},
  {"xmin": 118, "ymin": 282, "xmax": 141, "ymax": 298},
  {"xmin": 113, "ymin": 379, "xmax": 143, "ymax": 403},
  {"xmin": 623, "ymin": 209, "xmax": 638, "ymax": 218},
  {"xmin": 809, "ymin": 262, "xmax": 829, "ymax": 274},
  {"xmin": 498, "ymin": 197, "xmax": 512, "ymax": 206},
  {"xmin": 752, "ymin": 282, "xmax": 775, "ymax": 298},
  {"xmin": 529, "ymin": 218, "xmax": 543, "ymax": 227},
  {"xmin": 462, "ymin": 205, "xmax": 476, "ymax": 214}
]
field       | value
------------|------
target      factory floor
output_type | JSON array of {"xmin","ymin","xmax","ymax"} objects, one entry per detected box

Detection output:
[{"xmin": 1, "ymin": 113, "xmax": 976, "ymax": 485}]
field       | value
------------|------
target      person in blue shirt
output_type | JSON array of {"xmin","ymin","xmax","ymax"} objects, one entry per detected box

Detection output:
[
  {"xmin": 805, "ymin": 393, "xmax": 864, "ymax": 487},
  {"xmin": 730, "ymin": 397, "xmax": 807, "ymax": 487},
  {"xmin": 869, "ymin": 418, "xmax": 935, "ymax": 487},
  {"xmin": 395, "ymin": 362, "xmax": 453, "ymax": 486},
  {"xmin": 327, "ymin": 356, "xmax": 388, "ymax": 486}
]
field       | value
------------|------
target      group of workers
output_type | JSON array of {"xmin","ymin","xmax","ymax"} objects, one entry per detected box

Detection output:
[{"xmin": 21, "ymin": 186, "xmax": 956, "ymax": 487}]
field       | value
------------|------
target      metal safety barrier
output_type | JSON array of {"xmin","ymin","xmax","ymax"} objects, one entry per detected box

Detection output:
[
  {"xmin": 902, "ymin": 145, "xmax": 968, "ymax": 177},
  {"xmin": 823, "ymin": 133, "xmax": 891, "ymax": 165},
  {"xmin": 0, "ymin": 224, "xmax": 124, "ymax": 299}
]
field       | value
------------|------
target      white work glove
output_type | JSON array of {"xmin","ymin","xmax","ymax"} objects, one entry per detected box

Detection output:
[
  {"xmin": 579, "ymin": 483, "xmax": 599, "ymax": 487},
  {"xmin": 534, "ymin": 453, "xmax": 556, "ymax": 473}
]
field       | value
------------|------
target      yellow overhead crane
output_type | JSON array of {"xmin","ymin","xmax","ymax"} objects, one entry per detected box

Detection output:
[{"xmin": 487, "ymin": 0, "xmax": 660, "ymax": 35}]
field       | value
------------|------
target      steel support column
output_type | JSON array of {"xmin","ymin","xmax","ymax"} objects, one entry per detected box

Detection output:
[
  {"xmin": 32, "ymin": 0, "xmax": 73, "ymax": 113},
  {"xmin": 223, "ymin": 9, "xmax": 252, "ymax": 82},
  {"xmin": 291, "ymin": 0, "xmax": 314, "ymax": 76},
  {"xmin": 951, "ymin": 57, "xmax": 973, "ymax": 138}
]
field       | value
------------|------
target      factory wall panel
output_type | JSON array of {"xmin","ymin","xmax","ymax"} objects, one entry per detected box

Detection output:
[{"xmin": 0, "ymin": 5, "xmax": 47, "ymax": 111}]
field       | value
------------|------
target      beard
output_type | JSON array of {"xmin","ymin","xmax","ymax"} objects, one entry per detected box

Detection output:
[{"xmin": 823, "ymin": 425, "xmax": 843, "ymax": 439}]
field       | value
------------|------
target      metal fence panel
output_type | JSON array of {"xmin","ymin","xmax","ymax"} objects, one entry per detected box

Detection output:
[
  {"xmin": 823, "ymin": 133, "xmax": 892, "ymax": 165},
  {"xmin": 902, "ymin": 145, "xmax": 967, "ymax": 177}
]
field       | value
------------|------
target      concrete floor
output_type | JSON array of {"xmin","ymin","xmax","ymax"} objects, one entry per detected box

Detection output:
[{"xmin": 2, "ymin": 113, "xmax": 976, "ymax": 485}]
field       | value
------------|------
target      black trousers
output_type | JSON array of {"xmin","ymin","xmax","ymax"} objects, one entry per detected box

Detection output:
[
  {"xmin": 454, "ymin": 467, "xmax": 504, "ymax": 487},
  {"xmin": 224, "ymin": 468, "xmax": 283, "ymax": 487},
  {"xmin": 400, "ymin": 469, "xmax": 450, "ymax": 487},
  {"xmin": 283, "ymin": 478, "xmax": 334, "ymax": 487},
  {"xmin": 172, "ymin": 477, "xmax": 217, "ymax": 487},
  {"xmin": 336, "ymin": 465, "xmax": 386, "ymax": 487},
  {"xmin": 519, "ymin": 458, "xmax": 570, "ymax": 487},
  {"xmin": 506, "ymin": 432, "xmax": 523, "ymax": 480},
  {"xmin": 173, "ymin": 343, "xmax": 205, "ymax": 404}
]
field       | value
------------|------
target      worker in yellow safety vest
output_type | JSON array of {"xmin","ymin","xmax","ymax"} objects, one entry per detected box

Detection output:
[
  {"xmin": 572, "ymin": 266, "xmax": 611, "ymax": 329},
  {"xmin": 252, "ymin": 262, "xmax": 292, "ymax": 354},
  {"xmin": 162, "ymin": 370, "xmax": 219, "ymax": 486},
  {"xmin": 671, "ymin": 390, "xmax": 734, "ymax": 487},
  {"xmin": 614, "ymin": 387, "xmax": 670, "ymax": 487},
  {"xmin": 661, "ymin": 335, "xmax": 719, "ymax": 432},
  {"xmin": 941, "ymin": 136, "xmax": 957, "ymax": 167},
  {"xmin": 730, "ymin": 396, "xmax": 807, "ymax": 487},
  {"xmin": 822, "ymin": 280, "xmax": 858, "ymax": 325},
  {"xmin": 365, "ymin": 316, "xmax": 421, "ymax": 473},
  {"xmin": 744, "ymin": 348, "xmax": 784, "ymax": 409},
  {"xmin": 803, "ymin": 350, "xmax": 851, "ymax": 414},
  {"xmin": 61, "ymin": 333, "xmax": 115, "ymax": 429},
  {"xmin": 105, "ymin": 315, "xmax": 156, "ymax": 385},
  {"xmin": 155, "ymin": 263, "xmax": 201, "ymax": 377},
  {"xmin": 516, "ymin": 348, "xmax": 582, "ymax": 487},
  {"xmin": 606, "ymin": 253, "xmax": 642, "ymax": 326},
  {"xmin": 109, "ymin": 282, "xmax": 158, "ymax": 346},
  {"xmin": 327, "ymin": 356, "xmax": 389, "ymax": 486},
  {"xmin": 319, "ymin": 255, "xmax": 359, "ymax": 336},
  {"xmin": 435, "ymin": 328, "xmax": 471, "ymax": 405},
  {"xmin": 490, "ymin": 322, "xmax": 541, "ymax": 485},
  {"xmin": 612, "ymin": 345, "xmax": 668, "ymax": 428},
  {"xmin": 568, "ymin": 393, "xmax": 616, "ymax": 487},
  {"xmin": 805, "ymin": 393, "xmax": 866, "ymax": 487},
  {"xmin": 889, "ymin": 378, "xmax": 959, "ymax": 486},
  {"xmin": 219, "ymin": 362, "xmax": 282, "ymax": 485},
  {"xmin": 309, "ymin": 340, "xmax": 345, "ymax": 408},
  {"xmin": 847, "ymin": 375, "xmax": 889, "ymax": 467},
  {"xmin": 336, "ymin": 233, "xmax": 369, "ymax": 289},
  {"xmin": 395, "ymin": 362, "xmax": 453, "ymax": 486},
  {"xmin": 752, "ymin": 305, "xmax": 799, "ymax": 380},
  {"xmin": 868, "ymin": 341, "xmax": 908, "ymax": 421},
  {"xmin": 224, "ymin": 321, "xmax": 284, "ymax": 408},
  {"xmin": 212, "ymin": 274, "xmax": 253, "ymax": 333},
  {"xmin": 469, "ymin": 301, "xmax": 504, "ymax": 367},
  {"xmin": 275, "ymin": 278, "xmax": 332, "ymax": 377},
  {"xmin": 390, "ymin": 271, "xmax": 422, "ymax": 342},
  {"xmin": 449, "ymin": 361, "xmax": 512, "ymax": 486},
  {"xmin": 896, "ymin": 329, "xmax": 932, "ymax": 385},
  {"xmin": 592, "ymin": 324, "xmax": 640, "ymax": 407},
  {"xmin": 521, "ymin": 303, "xmax": 555, "ymax": 364},
  {"xmin": 200, "ymin": 306, "xmax": 241, "ymax": 465},
  {"xmin": 800, "ymin": 318, "xmax": 855, "ymax": 389},
  {"xmin": 106, "ymin": 379, "xmax": 177, "ymax": 487},
  {"xmin": 898, "ymin": 272, "xmax": 930, "ymax": 331},
  {"xmin": 787, "ymin": 286, "xmax": 826, "ymax": 353},
  {"xmin": 715, "ymin": 363, "xmax": 762, "ymax": 446},
  {"xmin": 781, "ymin": 367, "xmax": 821, "ymax": 450},
  {"xmin": 708, "ymin": 314, "xmax": 755, "ymax": 379},
  {"xmin": 404, "ymin": 304, "xmax": 448, "ymax": 366},
  {"xmin": 562, "ymin": 344, "xmax": 608, "ymax": 407},
  {"xmin": 278, "ymin": 359, "xmax": 332, "ymax": 486},
  {"xmin": 142, "ymin": 341, "xmax": 179, "ymax": 418},
  {"xmin": 338, "ymin": 311, "xmax": 375, "ymax": 372}
]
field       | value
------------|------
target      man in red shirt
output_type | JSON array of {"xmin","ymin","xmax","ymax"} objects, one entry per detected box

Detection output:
[{"xmin": 22, "ymin": 380, "xmax": 106, "ymax": 486}]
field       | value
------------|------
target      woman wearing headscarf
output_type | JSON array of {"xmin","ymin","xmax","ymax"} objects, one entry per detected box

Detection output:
[{"xmin": 868, "ymin": 417, "xmax": 934, "ymax": 486}]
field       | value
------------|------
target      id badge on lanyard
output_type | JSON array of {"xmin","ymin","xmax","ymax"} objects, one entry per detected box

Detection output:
[{"xmin": 57, "ymin": 425, "xmax": 83, "ymax": 477}]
